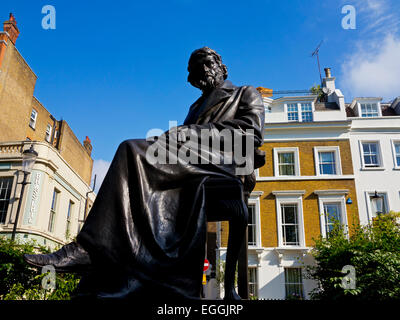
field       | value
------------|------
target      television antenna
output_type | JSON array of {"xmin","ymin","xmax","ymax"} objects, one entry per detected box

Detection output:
[{"xmin": 311, "ymin": 40, "xmax": 323, "ymax": 85}]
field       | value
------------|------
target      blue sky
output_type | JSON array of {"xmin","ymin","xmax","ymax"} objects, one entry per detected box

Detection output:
[{"xmin": 3, "ymin": 0, "xmax": 400, "ymax": 190}]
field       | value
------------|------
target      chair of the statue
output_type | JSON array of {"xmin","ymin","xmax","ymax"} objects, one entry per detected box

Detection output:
[{"xmin": 204, "ymin": 176, "xmax": 250, "ymax": 299}]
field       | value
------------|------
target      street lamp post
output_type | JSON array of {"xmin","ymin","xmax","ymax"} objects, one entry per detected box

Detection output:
[{"xmin": 11, "ymin": 145, "xmax": 38, "ymax": 241}]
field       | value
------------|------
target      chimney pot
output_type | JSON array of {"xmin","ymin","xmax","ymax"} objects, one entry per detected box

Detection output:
[{"xmin": 324, "ymin": 68, "xmax": 332, "ymax": 78}]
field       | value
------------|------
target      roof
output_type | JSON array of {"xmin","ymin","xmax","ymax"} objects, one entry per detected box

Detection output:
[
  {"xmin": 345, "ymin": 103, "xmax": 399, "ymax": 117},
  {"xmin": 314, "ymin": 102, "xmax": 340, "ymax": 111},
  {"xmin": 381, "ymin": 104, "xmax": 397, "ymax": 116},
  {"xmin": 345, "ymin": 106, "xmax": 356, "ymax": 117}
]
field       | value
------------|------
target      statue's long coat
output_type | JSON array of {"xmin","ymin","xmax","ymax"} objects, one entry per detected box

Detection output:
[{"xmin": 76, "ymin": 80, "xmax": 265, "ymax": 299}]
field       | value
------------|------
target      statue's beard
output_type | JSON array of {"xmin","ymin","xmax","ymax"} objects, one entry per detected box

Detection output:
[{"xmin": 189, "ymin": 65, "xmax": 225, "ymax": 93}]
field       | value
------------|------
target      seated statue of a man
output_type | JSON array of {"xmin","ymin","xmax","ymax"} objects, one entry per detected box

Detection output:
[{"xmin": 24, "ymin": 47, "xmax": 265, "ymax": 300}]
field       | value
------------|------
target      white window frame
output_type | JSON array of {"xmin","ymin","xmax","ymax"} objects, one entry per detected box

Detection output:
[
  {"xmin": 357, "ymin": 101, "xmax": 382, "ymax": 118},
  {"xmin": 391, "ymin": 139, "xmax": 400, "ymax": 170},
  {"xmin": 0, "ymin": 177, "xmax": 14, "ymax": 225},
  {"xmin": 300, "ymin": 102, "xmax": 313, "ymax": 122},
  {"xmin": 365, "ymin": 191, "xmax": 389, "ymax": 221},
  {"xmin": 29, "ymin": 109, "xmax": 38, "ymax": 129},
  {"xmin": 316, "ymin": 192, "xmax": 348, "ymax": 238},
  {"xmin": 359, "ymin": 140, "xmax": 383, "ymax": 169},
  {"xmin": 284, "ymin": 267, "xmax": 304, "ymax": 299},
  {"xmin": 45, "ymin": 124, "xmax": 52, "ymax": 142},
  {"xmin": 273, "ymin": 147, "xmax": 301, "ymax": 177},
  {"xmin": 248, "ymin": 192, "xmax": 262, "ymax": 248},
  {"xmin": 248, "ymin": 267, "xmax": 259, "ymax": 298},
  {"xmin": 314, "ymin": 146, "xmax": 342, "ymax": 176},
  {"xmin": 48, "ymin": 188, "xmax": 60, "ymax": 233},
  {"xmin": 273, "ymin": 191, "xmax": 306, "ymax": 248},
  {"xmin": 66, "ymin": 200, "xmax": 74, "ymax": 237},
  {"xmin": 286, "ymin": 103, "xmax": 299, "ymax": 122},
  {"xmin": 285, "ymin": 102, "xmax": 314, "ymax": 123}
]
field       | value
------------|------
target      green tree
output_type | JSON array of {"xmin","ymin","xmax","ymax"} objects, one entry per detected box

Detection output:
[
  {"xmin": 306, "ymin": 211, "xmax": 400, "ymax": 300},
  {"xmin": 0, "ymin": 237, "xmax": 80, "ymax": 300}
]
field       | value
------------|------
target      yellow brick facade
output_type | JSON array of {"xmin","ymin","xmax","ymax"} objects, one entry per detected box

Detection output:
[
  {"xmin": 0, "ymin": 38, "xmax": 36, "ymax": 141},
  {"xmin": 221, "ymin": 140, "xmax": 359, "ymax": 248},
  {"xmin": 57, "ymin": 122, "xmax": 94, "ymax": 184},
  {"xmin": 258, "ymin": 140, "xmax": 354, "ymax": 177},
  {"xmin": 0, "ymin": 34, "xmax": 93, "ymax": 185}
]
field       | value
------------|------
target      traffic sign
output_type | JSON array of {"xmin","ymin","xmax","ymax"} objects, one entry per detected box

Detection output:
[{"xmin": 203, "ymin": 259, "xmax": 209, "ymax": 272}]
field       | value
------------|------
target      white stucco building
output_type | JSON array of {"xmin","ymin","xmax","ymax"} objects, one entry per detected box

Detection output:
[
  {"xmin": 347, "ymin": 97, "xmax": 400, "ymax": 224},
  {"xmin": 216, "ymin": 68, "xmax": 400, "ymax": 300},
  {"xmin": 0, "ymin": 142, "xmax": 96, "ymax": 249}
]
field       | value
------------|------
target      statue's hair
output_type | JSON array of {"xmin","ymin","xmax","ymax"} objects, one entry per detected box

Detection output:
[{"xmin": 188, "ymin": 47, "xmax": 228, "ymax": 80}]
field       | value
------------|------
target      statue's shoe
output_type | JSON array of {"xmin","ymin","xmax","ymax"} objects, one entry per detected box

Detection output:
[{"xmin": 23, "ymin": 242, "xmax": 91, "ymax": 273}]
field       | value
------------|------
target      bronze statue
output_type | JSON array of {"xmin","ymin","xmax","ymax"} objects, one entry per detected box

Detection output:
[{"xmin": 24, "ymin": 47, "xmax": 265, "ymax": 300}]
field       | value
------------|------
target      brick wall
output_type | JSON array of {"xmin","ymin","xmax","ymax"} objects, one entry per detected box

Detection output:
[
  {"xmin": 0, "ymin": 38, "xmax": 93, "ymax": 186},
  {"xmin": 58, "ymin": 121, "xmax": 93, "ymax": 185},
  {"xmin": 220, "ymin": 140, "xmax": 359, "ymax": 248},
  {"xmin": 258, "ymin": 140, "xmax": 354, "ymax": 177},
  {"xmin": 0, "ymin": 40, "xmax": 36, "ymax": 141}
]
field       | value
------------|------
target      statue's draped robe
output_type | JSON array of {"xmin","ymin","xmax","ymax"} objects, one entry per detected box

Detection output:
[{"xmin": 76, "ymin": 81, "xmax": 265, "ymax": 299}]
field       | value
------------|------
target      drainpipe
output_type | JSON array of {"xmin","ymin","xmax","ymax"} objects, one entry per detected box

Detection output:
[
  {"xmin": 49, "ymin": 115, "xmax": 56, "ymax": 145},
  {"xmin": 55, "ymin": 119, "xmax": 63, "ymax": 150}
]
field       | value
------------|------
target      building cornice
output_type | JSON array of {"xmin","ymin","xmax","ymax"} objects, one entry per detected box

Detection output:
[
  {"xmin": 314, "ymin": 189, "xmax": 349, "ymax": 196},
  {"xmin": 272, "ymin": 95, "xmax": 318, "ymax": 104},
  {"xmin": 0, "ymin": 141, "xmax": 92, "ymax": 190},
  {"xmin": 257, "ymin": 175, "xmax": 354, "ymax": 181},
  {"xmin": 272, "ymin": 190, "xmax": 305, "ymax": 196},
  {"xmin": 250, "ymin": 191, "xmax": 264, "ymax": 197},
  {"xmin": 265, "ymin": 120, "xmax": 352, "ymax": 131}
]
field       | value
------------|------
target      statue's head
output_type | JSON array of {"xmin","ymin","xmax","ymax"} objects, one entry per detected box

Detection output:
[{"xmin": 187, "ymin": 47, "xmax": 228, "ymax": 94}]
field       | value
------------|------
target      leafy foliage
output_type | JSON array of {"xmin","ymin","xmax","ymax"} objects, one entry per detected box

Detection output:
[
  {"xmin": 0, "ymin": 237, "xmax": 80, "ymax": 300},
  {"xmin": 306, "ymin": 211, "xmax": 400, "ymax": 300},
  {"xmin": 310, "ymin": 84, "xmax": 325, "ymax": 102}
]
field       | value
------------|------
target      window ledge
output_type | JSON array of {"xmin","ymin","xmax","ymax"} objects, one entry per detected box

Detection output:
[
  {"xmin": 248, "ymin": 247, "xmax": 264, "ymax": 253},
  {"xmin": 274, "ymin": 248, "xmax": 311, "ymax": 264},
  {"xmin": 257, "ymin": 175, "xmax": 354, "ymax": 181},
  {"xmin": 275, "ymin": 247, "xmax": 310, "ymax": 252},
  {"xmin": 360, "ymin": 167, "xmax": 385, "ymax": 171}
]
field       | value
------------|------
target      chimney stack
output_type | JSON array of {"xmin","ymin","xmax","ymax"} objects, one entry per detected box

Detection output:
[
  {"xmin": 324, "ymin": 67, "xmax": 332, "ymax": 78},
  {"xmin": 322, "ymin": 67, "xmax": 336, "ymax": 93},
  {"xmin": 256, "ymin": 86, "xmax": 273, "ymax": 98},
  {"xmin": 3, "ymin": 13, "xmax": 19, "ymax": 45},
  {"xmin": 83, "ymin": 136, "xmax": 93, "ymax": 156}
]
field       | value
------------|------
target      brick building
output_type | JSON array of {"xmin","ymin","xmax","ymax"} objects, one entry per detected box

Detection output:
[
  {"xmin": 0, "ymin": 14, "xmax": 95, "ymax": 248},
  {"xmin": 217, "ymin": 68, "xmax": 361, "ymax": 299}
]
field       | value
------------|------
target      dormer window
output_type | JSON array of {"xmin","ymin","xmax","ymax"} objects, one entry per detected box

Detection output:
[
  {"xmin": 287, "ymin": 104, "xmax": 299, "ymax": 121},
  {"xmin": 286, "ymin": 102, "xmax": 314, "ymax": 122},
  {"xmin": 360, "ymin": 103, "xmax": 379, "ymax": 117},
  {"xmin": 351, "ymin": 99, "xmax": 382, "ymax": 118},
  {"xmin": 301, "ymin": 103, "xmax": 313, "ymax": 122}
]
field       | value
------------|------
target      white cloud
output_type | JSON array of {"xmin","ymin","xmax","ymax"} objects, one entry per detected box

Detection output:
[
  {"xmin": 91, "ymin": 159, "xmax": 111, "ymax": 194},
  {"xmin": 341, "ymin": 34, "xmax": 400, "ymax": 100},
  {"xmin": 340, "ymin": 0, "xmax": 400, "ymax": 101}
]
